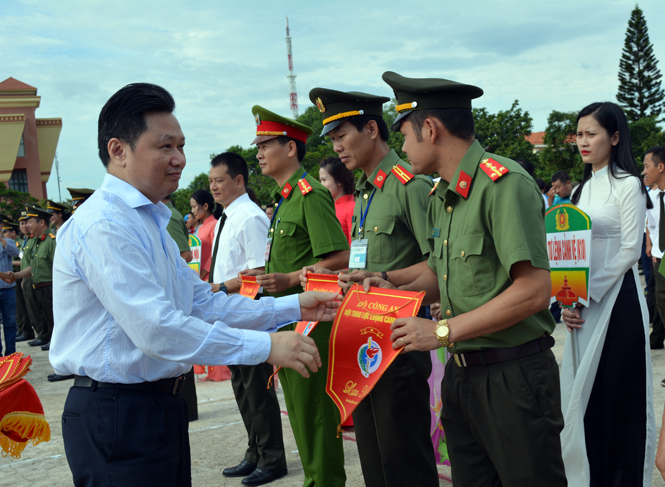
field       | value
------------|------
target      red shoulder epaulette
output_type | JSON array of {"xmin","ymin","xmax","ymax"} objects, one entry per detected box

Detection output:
[
  {"xmin": 391, "ymin": 164, "xmax": 414, "ymax": 185},
  {"xmin": 374, "ymin": 169, "xmax": 388, "ymax": 189},
  {"xmin": 298, "ymin": 178, "xmax": 314, "ymax": 196},
  {"xmin": 49, "ymin": 233, "xmax": 56, "ymax": 239},
  {"xmin": 280, "ymin": 183, "xmax": 293, "ymax": 199},
  {"xmin": 479, "ymin": 158, "xmax": 509, "ymax": 182}
]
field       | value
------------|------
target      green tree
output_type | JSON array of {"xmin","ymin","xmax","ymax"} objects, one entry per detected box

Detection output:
[
  {"xmin": 0, "ymin": 184, "xmax": 39, "ymax": 221},
  {"xmin": 629, "ymin": 116, "xmax": 665, "ymax": 165},
  {"xmin": 171, "ymin": 172, "xmax": 211, "ymax": 216},
  {"xmin": 473, "ymin": 100, "xmax": 534, "ymax": 161},
  {"xmin": 383, "ymin": 99, "xmax": 406, "ymax": 160},
  {"xmin": 617, "ymin": 4, "xmax": 664, "ymax": 122},
  {"xmin": 536, "ymin": 111, "xmax": 582, "ymax": 182}
]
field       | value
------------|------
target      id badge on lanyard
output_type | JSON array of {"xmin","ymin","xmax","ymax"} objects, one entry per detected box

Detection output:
[
  {"xmin": 349, "ymin": 239, "xmax": 368, "ymax": 269},
  {"xmin": 264, "ymin": 237, "xmax": 272, "ymax": 262}
]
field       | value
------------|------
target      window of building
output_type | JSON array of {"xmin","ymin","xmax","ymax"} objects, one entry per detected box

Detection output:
[
  {"xmin": 17, "ymin": 135, "xmax": 25, "ymax": 157},
  {"xmin": 8, "ymin": 169, "xmax": 29, "ymax": 193}
]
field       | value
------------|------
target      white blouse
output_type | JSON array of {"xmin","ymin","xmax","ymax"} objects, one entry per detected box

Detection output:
[{"xmin": 573, "ymin": 166, "xmax": 646, "ymax": 303}]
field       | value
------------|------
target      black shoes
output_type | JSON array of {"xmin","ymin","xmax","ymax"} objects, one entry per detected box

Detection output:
[
  {"xmin": 241, "ymin": 468, "xmax": 288, "ymax": 486},
  {"xmin": 28, "ymin": 338, "xmax": 48, "ymax": 346},
  {"xmin": 16, "ymin": 334, "xmax": 35, "ymax": 342},
  {"xmin": 223, "ymin": 460, "xmax": 257, "ymax": 478},
  {"xmin": 47, "ymin": 374, "xmax": 74, "ymax": 382},
  {"xmin": 41, "ymin": 342, "xmax": 50, "ymax": 351}
]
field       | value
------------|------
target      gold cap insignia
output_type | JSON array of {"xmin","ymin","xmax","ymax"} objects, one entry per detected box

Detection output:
[
  {"xmin": 315, "ymin": 97, "xmax": 326, "ymax": 113},
  {"xmin": 254, "ymin": 113, "xmax": 261, "ymax": 126}
]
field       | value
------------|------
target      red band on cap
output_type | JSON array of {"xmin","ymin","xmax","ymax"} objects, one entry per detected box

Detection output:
[{"xmin": 256, "ymin": 121, "xmax": 308, "ymax": 143}]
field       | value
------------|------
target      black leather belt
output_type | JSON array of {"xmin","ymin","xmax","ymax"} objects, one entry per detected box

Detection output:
[
  {"xmin": 453, "ymin": 335, "xmax": 554, "ymax": 367},
  {"xmin": 32, "ymin": 281, "xmax": 52, "ymax": 289},
  {"xmin": 73, "ymin": 375, "xmax": 186, "ymax": 395}
]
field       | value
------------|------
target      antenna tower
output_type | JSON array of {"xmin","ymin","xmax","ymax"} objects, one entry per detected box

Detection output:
[
  {"xmin": 285, "ymin": 16, "xmax": 299, "ymax": 119},
  {"xmin": 54, "ymin": 151, "xmax": 62, "ymax": 201}
]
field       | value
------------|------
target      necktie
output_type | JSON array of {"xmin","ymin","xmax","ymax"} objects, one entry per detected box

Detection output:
[
  {"xmin": 659, "ymin": 192, "xmax": 665, "ymax": 253},
  {"xmin": 208, "ymin": 213, "xmax": 227, "ymax": 283}
]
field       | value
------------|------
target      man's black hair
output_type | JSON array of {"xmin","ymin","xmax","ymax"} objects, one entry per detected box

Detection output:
[
  {"xmin": 515, "ymin": 159, "xmax": 535, "ymax": 178},
  {"xmin": 276, "ymin": 136, "xmax": 306, "ymax": 162},
  {"xmin": 534, "ymin": 178, "xmax": 546, "ymax": 191},
  {"xmin": 407, "ymin": 108, "xmax": 475, "ymax": 142},
  {"xmin": 211, "ymin": 152, "xmax": 249, "ymax": 187},
  {"xmin": 98, "ymin": 83, "xmax": 176, "ymax": 167},
  {"xmin": 345, "ymin": 115, "xmax": 389, "ymax": 142},
  {"xmin": 551, "ymin": 170, "xmax": 570, "ymax": 184},
  {"xmin": 646, "ymin": 146, "xmax": 665, "ymax": 167}
]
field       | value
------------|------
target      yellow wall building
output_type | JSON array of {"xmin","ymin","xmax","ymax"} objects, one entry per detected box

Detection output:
[{"xmin": 0, "ymin": 77, "xmax": 61, "ymax": 199}]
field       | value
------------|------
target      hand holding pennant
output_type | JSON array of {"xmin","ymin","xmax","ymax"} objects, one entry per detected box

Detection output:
[
  {"xmin": 239, "ymin": 275, "xmax": 261, "ymax": 299},
  {"xmin": 326, "ymin": 284, "xmax": 425, "ymax": 433}
]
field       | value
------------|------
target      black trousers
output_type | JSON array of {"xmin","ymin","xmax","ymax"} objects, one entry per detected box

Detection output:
[
  {"xmin": 441, "ymin": 348, "xmax": 566, "ymax": 487},
  {"xmin": 24, "ymin": 282, "xmax": 53, "ymax": 341},
  {"xmin": 229, "ymin": 363, "xmax": 286, "ymax": 470},
  {"xmin": 650, "ymin": 259, "xmax": 665, "ymax": 347},
  {"xmin": 584, "ymin": 272, "xmax": 647, "ymax": 487},
  {"xmin": 62, "ymin": 385, "xmax": 191, "ymax": 487},
  {"xmin": 15, "ymin": 278, "xmax": 34, "ymax": 338},
  {"xmin": 353, "ymin": 350, "xmax": 438, "ymax": 487}
]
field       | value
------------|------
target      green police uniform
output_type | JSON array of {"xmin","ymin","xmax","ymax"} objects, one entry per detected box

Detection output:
[
  {"xmin": 165, "ymin": 201, "xmax": 191, "ymax": 255},
  {"xmin": 254, "ymin": 105, "xmax": 349, "ymax": 487},
  {"xmin": 310, "ymin": 87, "xmax": 438, "ymax": 487},
  {"xmin": 24, "ymin": 206, "xmax": 57, "ymax": 344},
  {"xmin": 384, "ymin": 71, "xmax": 566, "ymax": 487},
  {"xmin": 67, "ymin": 187, "xmax": 94, "ymax": 213},
  {"xmin": 18, "ymin": 210, "xmax": 37, "ymax": 340}
]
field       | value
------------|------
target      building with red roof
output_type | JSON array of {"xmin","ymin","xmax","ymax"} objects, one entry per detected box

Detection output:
[{"xmin": 0, "ymin": 77, "xmax": 61, "ymax": 199}]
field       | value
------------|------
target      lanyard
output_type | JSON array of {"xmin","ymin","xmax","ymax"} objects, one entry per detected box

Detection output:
[
  {"xmin": 358, "ymin": 188, "xmax": 377, "ymax": 237},
  {"xmin": 269, "ymin": 172, "xmax": 307, "ymax": 234}
]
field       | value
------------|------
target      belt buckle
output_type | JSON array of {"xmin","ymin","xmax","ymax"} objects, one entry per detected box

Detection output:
[{"xmin": 453, "ymin": 353, "xmax": 467, "ymax": 367}]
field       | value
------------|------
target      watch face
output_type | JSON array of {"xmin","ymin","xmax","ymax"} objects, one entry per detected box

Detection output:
[{"xmin": 436, "ymin": 325, "xmax": 448, "ymax": 338}]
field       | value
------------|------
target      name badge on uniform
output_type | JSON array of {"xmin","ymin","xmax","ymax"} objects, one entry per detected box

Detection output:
[
  {"xmin": 264, "ymin": 237, "xmax": 272, "ymax": 262},
  {"xmin": 349, "ymin": 239, "xmax": 368, "ymax": 269},
  {"xmin": 431, "ymin": 228, "xmax": 440, "ymax": 238}
]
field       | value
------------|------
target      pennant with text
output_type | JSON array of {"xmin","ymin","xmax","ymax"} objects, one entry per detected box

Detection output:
[
  {"xmin": 239, "ymin": 275, "xmax": 260, "ymax": 299},
  {"xmin": 304, "ymin": 272, "xmax": 342, "ymax": 294},
  {"xmin": 326, "ymin": 284, "xmax": 425, "ymax": 431}
]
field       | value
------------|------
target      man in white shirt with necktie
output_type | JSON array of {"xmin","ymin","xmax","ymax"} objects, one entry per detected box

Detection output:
[
  {"xmin": 207, "ymin": 152, "xmax": 288, "ymax": 486},
  {"xmin": 49, "ymin": 83, "xmax": 338, "ymax": 487},
  {"xmin": 644, "ymin": 147, "xmax": 665, "ymax": 350}
]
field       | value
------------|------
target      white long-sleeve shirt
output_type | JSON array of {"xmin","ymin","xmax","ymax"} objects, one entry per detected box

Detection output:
[{"xmin": 49, "ymin": 174, "xmax": 299, "ymax": 383}]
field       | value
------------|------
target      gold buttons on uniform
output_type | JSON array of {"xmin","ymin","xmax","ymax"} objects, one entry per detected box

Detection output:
[
  {"xmin": 280, "ymin": 229, "xmax": 284, "ymax": 235},
  {"xmin": 447, "ymin": 206, "xmax": 452, "ymax": 212},
  {"xmin": 444, "ymin": 240, "xmax": 448, "ymax": 246},
  {"xmin": 461, "ymin": 251, "xmax": 465, "ymax": 257},
  {"xmin": 446, "ymin": 310, "xmax": 452, "ymax": 316},
  {"xmin": 270, "ymin": 228, "xmax": 274, "ymax": 233},
  {"xmin": 443, "ymin": 275, "xmax": 447, "ymax": 281},
  {"xmin": 374, "ymin": 226, "xmax": 378, "ymax": 232},
  {"xmin": 363, "ymin": 194, "xmax": 369, "ymax": 200}
]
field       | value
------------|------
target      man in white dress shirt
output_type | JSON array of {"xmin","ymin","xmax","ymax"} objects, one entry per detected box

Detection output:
[
  {"xmin": 49, "ymin": 83, "xmax": 339, "ymax": 487},
  {"xmin": 207, "ymin": 152, "xmax": 288, "ymax": 486},
  {"xmin": 643, "ymin": 147, "xmax": 665, "ymax": 350}
]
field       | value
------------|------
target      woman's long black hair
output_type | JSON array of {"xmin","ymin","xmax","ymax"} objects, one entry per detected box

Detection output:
[
  {"xmin": 191, "ymin": 189, "xmax": 224, "ymax": 219},
  {"xmin": 571, "ymin": 102, "xmax": 652, "ymax": 209}
]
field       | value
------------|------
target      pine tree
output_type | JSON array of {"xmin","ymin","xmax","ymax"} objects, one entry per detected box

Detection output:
[{"xmin": 617, "ymin": 5, "xmax": 664, "ymax": 122}]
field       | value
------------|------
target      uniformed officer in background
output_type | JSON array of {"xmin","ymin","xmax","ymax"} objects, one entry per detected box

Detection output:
[
  {"xmin": 241, "ymin": 106, "xmax": 350, "ymax": 487},
  {"xmin": 67, "ymin": 187, "xmax": 95, "ymax": 212},
  {"xmin": 46, "ymin": 200, "xmax": 71, "ymax": 233},
  {"xmin": 358, "ymin": 72, "xmax": 566, "ymax": 486},
  {"xmin": 14, "ymin": 210, "xmax": 36, "ymax": 343},
  {"xmin": 302, "ymin": 88, "xmax": 438, "ymax": 487}
]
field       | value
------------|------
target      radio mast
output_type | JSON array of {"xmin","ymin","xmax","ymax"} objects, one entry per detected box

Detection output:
[{"xmin": 285, "ymin": 16, "xmax": 299, "ymax": 119}]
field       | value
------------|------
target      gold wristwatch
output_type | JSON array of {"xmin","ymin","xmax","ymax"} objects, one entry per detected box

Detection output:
[{"xmin": 435, "ymin": 319, "xmax": 453, "ymax": 348}]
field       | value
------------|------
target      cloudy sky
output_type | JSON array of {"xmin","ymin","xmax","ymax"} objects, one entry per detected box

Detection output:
[{"xmin": 2, "ymin": 0, "xmax": 664, "ymax": 200}]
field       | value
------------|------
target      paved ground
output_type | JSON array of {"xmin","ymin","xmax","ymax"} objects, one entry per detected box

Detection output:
[{"xmin": 2, "ymin": 315, "xmax": 664, "ymax": 486}]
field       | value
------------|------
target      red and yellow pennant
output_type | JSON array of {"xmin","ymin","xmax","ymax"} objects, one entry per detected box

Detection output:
[
  {"xmin": 304, "ymin": 272, "xmax": 342, "ymax": 294},
  {"xmin": 239, "ymin": 275, "xmax": 260, "ymax": 299},
  {"xmin": 326, "ymin": 284, "xmax": 425, "ymax": 431}
]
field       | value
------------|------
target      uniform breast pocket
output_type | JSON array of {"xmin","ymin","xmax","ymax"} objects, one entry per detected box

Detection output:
[
  {"xmin": 449, "ymin": 234, "xmax": 495, "ymax": 296},
  {"xmin": 276, "ymin": 221, "xmax": 298, "ymax": 260},
  {"xmin": 367, "ymin": 218, "xmax": 396, "ymax": 264}
]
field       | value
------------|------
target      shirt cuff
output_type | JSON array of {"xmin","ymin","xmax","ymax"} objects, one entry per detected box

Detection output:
[
  {"xmin": 238, "ymin": 329, "xmax": 272, "ymax": 364},
  {"xmin": 275, "ymin": 294, "xmax": 301, "ymax": 326}
]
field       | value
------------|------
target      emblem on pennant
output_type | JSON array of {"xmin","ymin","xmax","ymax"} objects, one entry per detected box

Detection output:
[
  {"xmin": 358, "ymin": 337, "xmax": 382, "ymax": 379},
  {"xmin": 479, "ymin": 158, "xmax": 509, "ymax": 182},
  {"xmin": 391, "ymin": 164, "xmax": 414, "ymax": 185},
  {"xmin": 315, "ymin": 97, "xmax": 326, "ymax": 113},
  {"xmin": 374, "ymin": 169, "xmax": 388, "ymax": 189}
]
